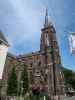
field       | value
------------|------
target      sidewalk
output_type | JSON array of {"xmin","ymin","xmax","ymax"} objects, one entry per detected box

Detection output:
[{"xmin": 60, "ymin": 96, "xmax": 75, "ymax": 100}]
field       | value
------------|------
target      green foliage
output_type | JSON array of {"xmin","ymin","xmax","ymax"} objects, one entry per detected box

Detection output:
[
  {"xmin": 7, "ymin": 66, "xmax": 18, "ymax": 96},
  {"xmin": 29, "ymin": 94, "xmax": 50, "ymax": 100},
  {"xmin": 20, "ymin": 64, "xmax": 29, "ymax": 95},
  {"xmin": 63, "ymin": 67, "xmax": 75, "ymax": 89}
]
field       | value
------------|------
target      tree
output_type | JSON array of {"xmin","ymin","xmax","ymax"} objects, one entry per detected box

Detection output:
[
  {"xmin": 20, "ymin": 64, "xmax": 29, "ymax": 95},
  {"xmin": 70, "ymin": 74, "xmax": 75, "ymax": 89},
  {"xmin": 62, "ymin": 67, "xmax": 75, "ymax": 89},
  {"xmin": 7, "ymin": 66, "xmax": 18, "ymax": 96}
]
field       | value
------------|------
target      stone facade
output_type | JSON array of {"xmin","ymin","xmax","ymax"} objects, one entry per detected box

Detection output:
[{"xmin": 1, "ymin": 10, "xmax": 65, "ymax": 97}]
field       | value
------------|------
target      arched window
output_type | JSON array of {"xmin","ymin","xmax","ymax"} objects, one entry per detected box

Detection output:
[
  {"xmin": 30, "ymin": 71, "xmax": 34, "ymax": 84},
  {"xmin": 38, "ymin": 61, "xmax": 41, "ymax": 66},
  {"xmin": 30, "ymin": 63, "xmax": 33, "ymax": 67},
  {"xmin": 45, "ymin": 33, "xmax": 49, "ymax": 47}
]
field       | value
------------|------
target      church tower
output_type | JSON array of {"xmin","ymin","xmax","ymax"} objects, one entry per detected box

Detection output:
[
  {"xmin": 40, "ymin": 9, "xmax": 65, "ymax": 96},
  {"xmin": 40, "ymin": 9, "xmax": 57, "ymax": 51}
]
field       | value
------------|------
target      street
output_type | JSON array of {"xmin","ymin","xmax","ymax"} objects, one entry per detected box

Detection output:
[{"xmin": 60, "ymin": 96, "xmax": 75, "ymax": 100}]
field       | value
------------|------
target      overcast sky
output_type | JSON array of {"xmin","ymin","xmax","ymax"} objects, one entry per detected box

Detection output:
[{"xmin": 0, "ymin": 0, "xmax": 75, "ymax": 71}]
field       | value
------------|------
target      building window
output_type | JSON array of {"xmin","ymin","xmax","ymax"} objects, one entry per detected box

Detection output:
[
  {"xmin": 30, "ymin": 63, "xmax": 33, "ymax": 67},
  {"xmin": 38, "ymin": 61, "xmax": 41, "ymax": 66},
  {"xmin": 45, "ymin": 33, "xmax": 50, "ymax": 47},
  {"xmin": 30, "ymin": 71, "xmax": 34, "ymax": 84},
  {"xmin": 45, "ymin": 74, "xmax": 47, "ymax": 81}
]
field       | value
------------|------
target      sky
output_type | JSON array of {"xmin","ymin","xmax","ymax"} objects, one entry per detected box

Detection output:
[{"xmin": 0, "ymin": 0, "xmax": 75, "ymax": 71}]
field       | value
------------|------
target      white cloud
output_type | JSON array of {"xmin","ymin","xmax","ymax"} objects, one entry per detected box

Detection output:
[{"xmin": 5, "ymin": 0, "xmax": 46, "ymax": 54}]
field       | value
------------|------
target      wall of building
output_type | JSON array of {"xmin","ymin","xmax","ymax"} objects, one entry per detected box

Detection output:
[
  {"xmin": 0, "ymin": 43, "xmax": 8, "ymax": 79},
  {"xmin": 1, "ymin": 54, "xmax": 18, "ymax": 96}
]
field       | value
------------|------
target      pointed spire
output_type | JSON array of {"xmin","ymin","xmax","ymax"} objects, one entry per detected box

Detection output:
[{"xmin": 44, "ymin": 8, "xmax": 48, "ymax": 27}]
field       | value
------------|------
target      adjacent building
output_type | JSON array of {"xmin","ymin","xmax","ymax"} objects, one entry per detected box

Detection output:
[
  {"xmin": 0, "ymin": 31, "xmax": 9, "ymax": 79},
  {"xmin": 0, "ymin": 31, "xmax": 9, "ymax": 96}
]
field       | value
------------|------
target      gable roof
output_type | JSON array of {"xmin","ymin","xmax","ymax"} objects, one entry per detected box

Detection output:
[{"xmin": 0, "ymin": 31, "xmax": 9, "ymax": 46}]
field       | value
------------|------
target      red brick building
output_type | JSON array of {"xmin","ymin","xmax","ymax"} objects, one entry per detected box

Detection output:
[{"xmin": 1, "ymin": 10, "xmax": 65, "ymax": 97}]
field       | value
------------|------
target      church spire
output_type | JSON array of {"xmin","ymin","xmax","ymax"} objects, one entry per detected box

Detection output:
[{"xmin": 44, "ymin": 8, "xmax": 48, "ymax": 27}]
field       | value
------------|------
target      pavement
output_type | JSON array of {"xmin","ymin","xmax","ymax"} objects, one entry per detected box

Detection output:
[{"xmin": 60, "ymin": 96, "xmax": 75, "ymax": 100}]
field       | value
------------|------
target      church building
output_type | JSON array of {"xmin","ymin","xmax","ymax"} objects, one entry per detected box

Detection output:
[{"xmin": 1, "ymin": 10, "xmax": 65, "ymax": 97}]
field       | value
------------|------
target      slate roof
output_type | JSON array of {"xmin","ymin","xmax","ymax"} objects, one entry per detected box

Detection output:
[
  {"xmin": 0, "ymin": 31, "xmax": 9, "ymax": 46},
  {"xmin": 7, "ymin": 52, "xmax": 16, "ymax": 59}
]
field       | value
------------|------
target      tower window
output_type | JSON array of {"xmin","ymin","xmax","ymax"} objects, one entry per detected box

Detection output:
[{"xmin": 45, "ymin": 33, "xmax": 50, "ymax": 47}]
